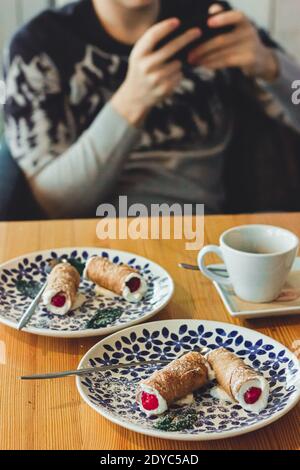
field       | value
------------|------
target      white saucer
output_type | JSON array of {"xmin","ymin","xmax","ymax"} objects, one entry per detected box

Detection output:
[{"xmin": 212, "ymin": 258, "xmax": 300, "ymax": 319}]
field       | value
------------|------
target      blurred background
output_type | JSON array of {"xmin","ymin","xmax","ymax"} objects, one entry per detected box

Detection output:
[
  {"xmin": 0, "ymin": 1, "xmax": 300, "ymax": 219},
  {"xmin": 1, "ymin": 0, "xmax": 300, "ymax": 129},
  {"xmin": 1, "ymin": 0, "xmax": 300, "ymax": 61}
]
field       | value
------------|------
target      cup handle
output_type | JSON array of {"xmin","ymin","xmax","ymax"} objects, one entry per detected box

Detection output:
[{"xmin": 197, "ymin": 245, "xmax": 231, "ymax": 285}]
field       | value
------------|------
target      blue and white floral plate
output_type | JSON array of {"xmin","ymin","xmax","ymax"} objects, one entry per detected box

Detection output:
[
  {"xmin": 77, "ymin": 320, "xmax": 300, "ymax": 441},
  {"xmin": 0, "ymin": 248, "xmax": 174, "ymax": 338}
]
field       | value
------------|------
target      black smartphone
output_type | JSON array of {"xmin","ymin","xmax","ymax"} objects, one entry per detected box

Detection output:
[{"xmin": 157, "ymin": 0, "xmax": 233, "ymax": 61}]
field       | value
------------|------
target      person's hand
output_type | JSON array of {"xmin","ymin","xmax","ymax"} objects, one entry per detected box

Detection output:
[
  {"xmin": 111, "ymin": 18, "xmax": 201, "ymax": 126},
  {"xmin": 188, "ymin": 4, "xmax": 279, "ymax": 82}
]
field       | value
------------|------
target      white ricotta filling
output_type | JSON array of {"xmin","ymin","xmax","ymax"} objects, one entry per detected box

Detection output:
[
  {"xmin": 94, "ymin": 285, "xmax": 117, "ymax": 298},
  {"xmin": 210, "ymin": 386, "xmax": 235, "ymax": 403}
]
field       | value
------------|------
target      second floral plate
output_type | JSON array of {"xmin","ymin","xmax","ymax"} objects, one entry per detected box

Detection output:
[{"xmin": 77, "ymin": 320, "xmax": 300, "ymax": 441}]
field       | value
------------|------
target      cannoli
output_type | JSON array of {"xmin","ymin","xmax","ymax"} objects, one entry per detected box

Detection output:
[
  {"xmin": 42, "ymin": 263, "xmax": 81, "ymax": 315},
  {"xmin": 207, "ymin": 348, "xmax": 269, "ymax": 413},
  {"xmin": 137, "ymin": 351, "xmax": 209, "ymax": 416},
  {"xmin": 84, "ymin": 256, "xmax": 147, "ymax": 303}
]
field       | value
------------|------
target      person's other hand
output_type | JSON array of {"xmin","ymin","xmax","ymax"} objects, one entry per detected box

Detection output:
[
  {"xmin": 188, "ymin": 4, "xmax": 279, "ymax": 82},
  {"xmin": 111, "ymin": 18, "xmax": 201, "ymax": 126}
]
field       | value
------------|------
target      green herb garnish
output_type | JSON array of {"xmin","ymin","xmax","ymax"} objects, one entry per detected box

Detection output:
[
  {"xmin": 86, "ymin": 307, "xmax": 123, "ymax": 329},
  {"xmin": 15, "ymin": 280, "xmax": 42, "ymax": 299},
  {"xmin": 154, "ymin": 407, "xmax": 197, "ymax": 432}
]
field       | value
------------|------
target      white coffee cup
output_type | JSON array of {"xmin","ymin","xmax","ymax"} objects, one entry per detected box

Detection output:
[{"xmin": 198, "ymin": 225, "xmax": 299, "ymax": 303}]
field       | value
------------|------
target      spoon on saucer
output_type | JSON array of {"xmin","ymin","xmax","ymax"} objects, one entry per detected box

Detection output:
[{"xmin": 178, "ymin": 263, "xmax": 229, "ymax": 278}]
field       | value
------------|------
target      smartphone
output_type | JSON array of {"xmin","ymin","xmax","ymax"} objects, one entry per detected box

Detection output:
[{"xmin": 157, "ymin": 0, "xmax": 233, "ymax": 61}]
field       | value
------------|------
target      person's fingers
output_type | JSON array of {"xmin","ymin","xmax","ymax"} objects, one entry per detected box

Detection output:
[
  {"xmin": 200, "ymin": 46, "xmax": 253, "ymax": 70},
  {"xmin": 148, "ymin": 60, "xmax": 182, "ymax": 84},
  {"xmin": 134, "ymin": 18, "xmax": 180, "ymax": 56},
  {"xmin": 208, "ymin": 3, "xmax": 224, "ymax": 15},
  {"xmin": 208, "ymin": 10, "xmax": 246, "ymax": 28},
  {"xmin": 188, "ymin": 30, "xmax": 245, "ymax": 63},
  {"xmin": 156, "ymin": 71, "xmax": 183, "ymax": 97},
  {"xmin": 150, "ymin": 27, "xmax": 201, "ymax": 65},
  {"xmin": 169, "ymin": 71, "xmax": 184, "ymax": 90},
  {"xmin": 169, "ymin": 71, "xmax": 184, "ymax": 85}
]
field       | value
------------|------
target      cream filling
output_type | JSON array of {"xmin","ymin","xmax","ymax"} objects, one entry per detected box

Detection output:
[
  {"xmin": 210, "ymin": 386, "xmax": 235, "ymax": 403},
  {"xmin": 233, "ymin": 377, "xmax": 269, "ymax": 413},
  {"xmin": 94, "ymin": 285, "xmax": 117, "ymax": 298},
  {"xmin": 122, "ymin": 274, "xmax": 148, "ymax": 303},
  {"xmin": 72, "ymin": 293, "xmax": 86, "ymax": 310},
  {"xmin": 42, "ymin": 290, "xmax": 85, "ymax": 316}
]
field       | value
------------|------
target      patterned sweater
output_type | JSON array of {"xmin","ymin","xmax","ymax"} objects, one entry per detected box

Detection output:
[{"xmin": 4, "ymin": 0, "xmax": 300, "ymax": 217}]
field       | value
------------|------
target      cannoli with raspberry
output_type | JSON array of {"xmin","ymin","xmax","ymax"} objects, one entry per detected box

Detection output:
[
  {"xmin": 42, "ymin": 263, "xmax": 81, "ymax": 315},
  {"xmin": 137, "ymin": 351, "xmax": 209, "ymax": 416},
  {"xmin": 207, "ymin": 348, "xmax": 269, "ymax": 413},
  {"xmin": 84, "ymin": 256, "xmax": 147, "ymax": 303}
]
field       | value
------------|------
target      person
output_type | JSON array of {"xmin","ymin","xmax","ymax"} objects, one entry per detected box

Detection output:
[{"xmin": 3, "ymin": 0, "xmax": 300, "ymax": 218}]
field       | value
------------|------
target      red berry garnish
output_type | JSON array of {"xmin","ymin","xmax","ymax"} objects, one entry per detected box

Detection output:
[
  {"xmin": 244, "ymin": 387, "xmax": 262, "ymax": 404},
  {"xmin": 51, "ymin": 293, "xmax": 66, "ymax": 308},
  {"xmin": 141, "ymin": 392, "xmax": 159, "ymax": 411},
  {"xmin": 126, "ymin": 277, "xmax": 141, "ymax": 293}
]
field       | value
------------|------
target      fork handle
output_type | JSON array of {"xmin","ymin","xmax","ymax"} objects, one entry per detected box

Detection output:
[
  {"xmin": 20, "ymin": 360, "xmax": 171, "ymax": 380},
  {"xmin": 17, "ymin": 282, "xmax": 47, "ymax": 331}
]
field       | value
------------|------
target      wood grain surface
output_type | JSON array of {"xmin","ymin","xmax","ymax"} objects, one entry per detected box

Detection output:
[{"xmin": 0, "ymin": 213, "xmax": 299, "ymax": 450}]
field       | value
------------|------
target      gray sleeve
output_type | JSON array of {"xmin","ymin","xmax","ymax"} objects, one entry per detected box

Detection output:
[
  {"xmin": 255, "ymin": 50, "xmax": 300, "ymax": 133},
  {"xmin": 29, "ymin": 103, "xmax": 141, "ymax": 218}
]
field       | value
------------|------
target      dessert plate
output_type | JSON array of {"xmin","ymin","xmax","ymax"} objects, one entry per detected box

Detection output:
[
  {"xmin": 0, "ymin": 248, "xmax": 174, "ymax": 338},
  {"xmin": 77, "ymin": 320, "xmax": 300, "ymax": 441}
]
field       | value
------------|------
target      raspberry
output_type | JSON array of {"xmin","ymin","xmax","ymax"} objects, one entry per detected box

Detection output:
[
  {"xmin": 51, "ymin": 293, "xmax": 66, "ymax": 308},
  {"xmin": 126, "ymin": 277, "xmax": 141, "ymax": 293},
  {"xmin": 244, "ymin": 387, "xmax": 262, "ymax": 404},
  {"xmin": 141, "ymin": 392, "xmax": 159, "ymax": 411}
]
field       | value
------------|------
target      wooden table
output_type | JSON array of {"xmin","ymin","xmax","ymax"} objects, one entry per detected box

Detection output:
[{"xmin": 0, "ymin": 213, "xmax": 299, "ymax": 450}]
